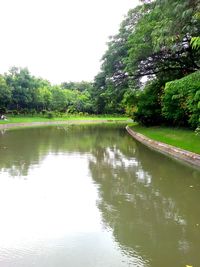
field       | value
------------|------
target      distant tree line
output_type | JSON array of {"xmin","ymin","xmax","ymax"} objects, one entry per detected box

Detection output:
[
  {"xmin": 0, "ymin": 67, "xmax": 95, "ymax": 116},
  {"xmin": 0, "ymin": 0, "xmax": 200, "ymax": 129}
]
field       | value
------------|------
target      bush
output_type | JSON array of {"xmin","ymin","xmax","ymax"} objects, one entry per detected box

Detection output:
[
  {"xmin": 0, "ymin": 107, "xmax": 7, "ymax": 115},
  {"xmin": 45, "ymin": 111, "xmax": 54, "ymax": 119},
  {"xmin": 133, "ymin": 80, "xmax": 163, "ymax": 126},
  {"xmin": 41, "ymin": 110, "xmax": 47, "ymax": 116},
  {"xmin": 21, "ymin": 108, "xmax": 29, "ymax": 115},
  {"xmin": 162, "ymin": 71, "xmax": 200, "ymax": 128},
  {"xmin": 29, "ymin": 109, "xmax": 37, "ymax": 116},
  {"xmin": 53, "ymin": 111, "xmax": 63, "ymax": 117},
  {"xmin": 12, "ymin": 110, "xmax": 19, "ymax": 115}
]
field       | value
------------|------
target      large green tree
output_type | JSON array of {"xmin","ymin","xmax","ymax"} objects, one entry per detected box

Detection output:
[
  {"xmin": 126, "ymin": 0, "xmax": 200, "ymax": 81},
  {"xmin": 5, "ymin": 67, "xmax": 39, "ymax": 111},
  {"xmin": 93, "ymin": 5, "xmax": 147, "ymax": 114},
  {"xmin": 0, "ymin": 75, "xmax": 11, "ymax": 112}
]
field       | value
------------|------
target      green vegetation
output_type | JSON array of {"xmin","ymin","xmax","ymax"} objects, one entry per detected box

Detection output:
[
  {"xmin": 130, "ymin": 125, "xmax": 200, "ymax": 154},
  {"xmin": 0, "ymin": 67, "xmax": 95, "ymax": 116},
  {"xmin": 93, "ymin": 0, "xmax": 200, "ymax": 129},
  {"xmin": 129, "ymin": 71, "xmax": 200, "ymax": 129},
  {"xmin": 0, "ymin": 114, "xmax": 130, "ymax": 124},
  {"xmin": 162, "ymin": 71, "xmax": 200, "ymax": 128},
  {"xmin": 0, "ymin": 0, "xmax": 199, "ymax": 136}
]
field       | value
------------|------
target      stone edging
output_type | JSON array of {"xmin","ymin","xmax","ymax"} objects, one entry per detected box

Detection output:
[{"xmin": 126, "ymin": 126, "xmax": 200, "ymax": 168}]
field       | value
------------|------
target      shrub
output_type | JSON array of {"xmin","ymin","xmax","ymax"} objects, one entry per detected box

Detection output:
[
  {"xmin": 162, "ymin": 71, "xmax": 200, "ymax": 128},
  {"xmin": 41, "ymin": 110, "xmax": 47, "ymax": 116},
  {"xmin": 21, "ymin": 108, "xmax": 29, "ymax": 115},
  {"xmin": 29, "ymin": 109, "xmax": 37, "ymax": 116},
  {"xmin": 45, "ymin": 111, "xmax": 54, "ymax": 119},
  {"xmin": 0, "ymin": 107, "xmax": 7, "ymax": 115},
  {"xmin": 12, "ymin": 110, "xmax": 19, "ymax": 115},
  {"xmin": 133, "ymin": 80, "xmax": 163, "ymax": 126}
]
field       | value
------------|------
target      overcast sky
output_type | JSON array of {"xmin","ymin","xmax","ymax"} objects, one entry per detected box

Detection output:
[{"xmin": 0, "ymin": 0, "xmax": 140, "ymax": 84}]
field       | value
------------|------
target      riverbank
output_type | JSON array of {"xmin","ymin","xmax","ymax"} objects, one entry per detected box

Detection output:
[
  {"xmin": 0, "ymin": 115, "xmax": 129, "ymax": 124},
  {"xmin": 129, "ymin": 125, "xmax": 200, "ymax": 154},
  {"xmin": 126, "ymin": 126, "xmax": 200, "ymax": 168},
  {"xmin": 0, "ymin": 117, "xmax": 131, "ymax": 129}
]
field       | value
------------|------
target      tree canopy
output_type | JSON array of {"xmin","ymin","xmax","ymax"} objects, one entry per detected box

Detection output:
[
  {"xmin": 0, "ymin": 0, "xmax": 199, "ymax": 128},
  {"xmin": 92, "ymin": 0, "xmax": 200, "ymax": 127}
]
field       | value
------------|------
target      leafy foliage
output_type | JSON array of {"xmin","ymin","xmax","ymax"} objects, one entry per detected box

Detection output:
[
  {"xmin": 133, "ymin": 80, "xmax": 163, "ymax": 126},
  {"xmin": 93, "ymin": 0, "xmax": 200, "ymax": 127},
  {"xmin": 127, "ymin": 0, "xmax": 200, "ymax": 81},
  {"xmin": 0, "ymin": 0, "xmax": 200, "ymax": 127},
  {"xmin": 162, "ymin": 71, "xmax": 200, "ymax": 128},
  {"xmin": 1, "ymin": 67, "xmax": 95, "ymax": 115},
  {"xmin": 191, "ymin": 37, "xmax": 200, "ymax": 49},
  {"xmin": 92, "ymin": 6, "xmax": 146, "ymax": 114},
  {"xmin": 0, "ymin": 75, "xmax": 11, "ymax": 112}
]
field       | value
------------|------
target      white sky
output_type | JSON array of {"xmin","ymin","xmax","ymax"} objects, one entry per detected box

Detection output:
[{"xmin": 0, "ymin": 0, "xmax": 139, "ymax": 84}]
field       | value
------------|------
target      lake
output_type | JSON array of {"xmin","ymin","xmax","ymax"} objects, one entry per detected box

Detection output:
[{"xmin": 0, "ymin": 124, "xmax": 199, "ymax": 267}]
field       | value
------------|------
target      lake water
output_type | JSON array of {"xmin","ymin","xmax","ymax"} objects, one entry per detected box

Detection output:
[{"xmin": 0, "ymin": 124, "xmax": 200, "ymax": 267}]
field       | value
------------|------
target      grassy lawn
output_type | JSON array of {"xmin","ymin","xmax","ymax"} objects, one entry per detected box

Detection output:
[
  {"xmin": 0, "ymin": 114, "xmax": 130, "ymax": 124},
  {"xmin": 129, "ymin": 124, "xmax": 200, "ymax": 154}
]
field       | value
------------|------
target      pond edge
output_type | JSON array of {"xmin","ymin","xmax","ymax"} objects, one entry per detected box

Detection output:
[
  {"xmin": 126, "ymin": 126, "xmax": 200, "ymax": 168},
  {"xmin": 0, "ymin": 120, "xmax": 130, "ymax": 129}
]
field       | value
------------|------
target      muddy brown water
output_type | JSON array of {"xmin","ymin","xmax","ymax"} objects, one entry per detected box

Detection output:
[{"xmin": 0, "ymin": 124, "xmax": 199, "ymax": 267}]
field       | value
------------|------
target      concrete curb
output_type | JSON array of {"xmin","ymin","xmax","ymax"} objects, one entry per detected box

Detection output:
[{"xmin": 126, "ymin": 126, "xmax": 200, "ymax": 168}]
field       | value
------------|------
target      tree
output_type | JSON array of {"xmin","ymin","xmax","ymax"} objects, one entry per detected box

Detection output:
[
  {"xmin": 126, "ymin": 0, "xmax": 200, "ymax": 82},
  {"xmin": 132, "ymin": 80, "xmax": 163, "ymax": 125},
  {"xmin": 0, "ymin": 75, "xmax": 11, "ymax": 113},
  {"xmin": 61, "ymin": 81, "xmax": 93, "ymax": 92},
  {"xmin": 162, "ymin": 71, "xmax": 200, "ymax": 128},
  {"xmin": 51, "ymin": 86, "xmax": 68, "ymax": 112},
  {"xmin": 5, "ymin": 67, "xmax": 39, "ymax": 111},
  {"xmin": 93, "ymin": 5, "xmax": 148, "ymax": 114},
  {"xmin": 37, "ymin": 86, "xmax": 52, "ymax": 111}
]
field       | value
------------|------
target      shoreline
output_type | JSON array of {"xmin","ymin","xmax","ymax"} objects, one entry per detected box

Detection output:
[
  {"xmin": 1, "ymin": 121, "xmax": 199, "ymax": 168},
  {"xmin": 126, "ymin": 126, "xmax": 200, "ymax": 168},
  {"xmin": 0, "ymin": 119, "xmax": 130, "ymax": 129}
]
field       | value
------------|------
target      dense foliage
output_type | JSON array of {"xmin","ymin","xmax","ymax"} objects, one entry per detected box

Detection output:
[
  {"xmin": 162, "ymin": 71, "xmax": 200, "ymax": 128},
  {"xmin": 0, "ymin": 0, "xmax": 200, "ymax": 128},
  {"xmin": 0, "ymin": 67, "xmax": 94, "ymax": 116},
  {"xmin": 133, "ymin": 80, "xmax": 163, "ymax": 126},
  {"xmin": 93, "ymin": 0, "xmax": 200, "ymax": 128}
]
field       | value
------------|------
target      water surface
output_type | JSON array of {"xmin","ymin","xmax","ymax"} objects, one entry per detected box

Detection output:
[{"xmin": 0, "ymin": 125, "xmax": 200, "ymax": 267}]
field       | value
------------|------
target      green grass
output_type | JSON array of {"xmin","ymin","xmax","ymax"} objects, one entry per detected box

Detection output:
[
  {"xmin": 0, "ymin": 114, "xmax": 131, "ymax": 124},
  {"xmin": 129, "ymin": 124, "xmax": 200, "ymax": 154}
]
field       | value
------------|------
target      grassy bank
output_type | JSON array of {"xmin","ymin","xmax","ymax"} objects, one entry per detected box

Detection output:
[
  {"xmin": 0, "ymin": 114, "xmax": 130, "ymax": 124},
  {"xmin": 129, "ymin": 124, "xmax": 200, "ymax": 154}
]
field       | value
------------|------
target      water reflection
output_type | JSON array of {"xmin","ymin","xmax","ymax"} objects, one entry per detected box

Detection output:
[
  {"xmin": 0, "ymin": 125, "xmax": 100, "ymax": 178},
  {"xmin": 88, "ymin": 131, "xmax": 200, "ymax": 267},
  {"xmin": 0, "ymin": 125, "xmax": 199, "ymax": 267}
]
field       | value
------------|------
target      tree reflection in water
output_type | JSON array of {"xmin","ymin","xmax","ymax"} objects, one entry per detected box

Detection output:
[
  {"xmin": 0, "ymin": 125, "xmax": 199, "ymax": 266},
  {"xmin": 88, "ymin": 130, "xmax": 200, "ymax": 267}
]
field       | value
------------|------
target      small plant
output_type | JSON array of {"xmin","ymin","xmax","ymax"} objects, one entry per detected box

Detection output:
[{"xmin": 195, "ymin": 126, "xmax": 200, "ymax": 135}]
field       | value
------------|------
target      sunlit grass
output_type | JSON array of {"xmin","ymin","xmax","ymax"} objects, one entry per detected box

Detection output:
[
  {"xmin": 0, "ymin": 114, "xmax": 131, "ymax": 124},
  {"xmin": 129, "ymin": 124, "xmax": 200, "ymax": 154}
]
